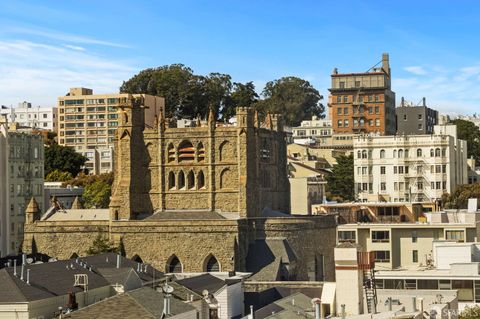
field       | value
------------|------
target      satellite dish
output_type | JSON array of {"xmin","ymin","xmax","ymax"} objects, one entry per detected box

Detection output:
[
  {"xmin": 162, "ymin": 283, "xmax": 174, "ymax": 294},
  {"xmin": 26, "ymin": 258, "xmax": 34, "ymax": 264}
]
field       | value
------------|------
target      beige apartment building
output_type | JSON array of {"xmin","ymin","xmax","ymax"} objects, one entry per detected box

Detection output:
[
  {"xmin": 354, "ymin": 124, "xmax": 468, "ymax": 203},
  {"xmin": 57, "ymin": 88, "xmax": 164, "ymax": 174},
  {"xmin": 0, "ymin": 121, "xmax": 44, "ymax": 257},
  {"xmin": 337, "ymin": 210, "xmax": 480, "ymax": 270}
]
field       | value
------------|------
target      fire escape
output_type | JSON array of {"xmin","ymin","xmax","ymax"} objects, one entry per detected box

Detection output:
[
  {"xmin": 352, "ymin": 87, "xmax": 367, "ymax": 134},
  {"xmin": 358, "ymin": 251, "xmax": 377, "ymax": 314}
]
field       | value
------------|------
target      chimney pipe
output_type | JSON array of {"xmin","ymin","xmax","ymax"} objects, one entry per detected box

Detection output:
[
  {"xmin": 314, "ymin": 300, "xmax": 321, "ymax": 319},
  {"xmin": 26, "ymin": 269, "xmax": 30, "ymax": 285},
  {"xmin": 250, "ymin": 305, "xmax": 254, "ymax": 319},
  {"xmin": 418, "ymin": 298, "xmax": 424, "ymax": 313},
  {"xmin": 22, "ymin": 253, "xmax": 26, "ymax": 265},
  {"xmin": 388, "ymin": 297, "xmax": 392, "ymax": 311},
  {"xmin": 401, "ymin": 97, "xmax": 404, "ymax": 107},
  {"xmin": 14, "ymin": 259, "xmax": 17, "ymax": 276},
  {"xmin": 412, "ymin": 296, "xmax": 417, "ymax": 311},
  {"xmin": 116, "ymin": 254, "xmax": 120, "ymax": 269},
  {"xmin": 423, "ymin": 97, "xmax": 426, "ymax": 107},
  {"xmin": 20, "ymin": 263, "xmax": 25, "ymax": 281},
  {"xmin": 341, "ymin": 304, "xmax": 346, "ymax": 319},
  {"xmin": 137, "ymin": 263, "xmax": 140, "ymax": 272}
]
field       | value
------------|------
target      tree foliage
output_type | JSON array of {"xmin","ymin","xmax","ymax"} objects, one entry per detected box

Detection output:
[
  {"xmin": 460, "ymin": 305, "xmax": 480, "ymax": 319},
  {"xmin": 120, "ymin": 65, "xmax": 325, "ymax": 124},
  {"xmin": 65, "ymin": 172, "xmax": 114, "ymax": 209},
  {"xmin": 86, "ymin": 233, "xmax": 118, "ymax": 255},
  {"xmin": 452, "ymin": 119, "xmax": 480, "ymax": 164},
  {"xmin": 45, "ymin": 169, "xmax": 73, "ymax": 182},
  {"xmin": 44, "ymin": 144, "xmax": 87, "ymax": 177},
  {"xmin": 256, "ymin": 76, "xmax": 324, "ymax": 126},
  {"xmin": 325, "ymin": 154, "xmax": 355, "ymax": 202},
  {"xmin": 442, "ymin": 183, "xmax": 480, "ymax": 209}
]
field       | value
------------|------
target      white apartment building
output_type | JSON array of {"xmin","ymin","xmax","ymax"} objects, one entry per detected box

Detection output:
[
  {"xmin": 354, "ymin": 124, "xmax": 468, "ymax": 202},
  {"xmin": 0, "ymin": 121, "xmax": 44, "ymax": 257},
  {"xmin": 57, "ymin": 88, "xmax": 164, "ymax": 175},
  {"xmin": 0, "ymin": 102, "xmax": 57, "ymax": 131},
  {"xmin": 292, "ymin": 116, "xmax": 332, "ymax": 145}
]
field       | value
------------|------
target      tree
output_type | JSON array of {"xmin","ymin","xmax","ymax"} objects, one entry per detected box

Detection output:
[
  {"xmin": 222, "ymin": 81, "xmax": 259, "ymax": 120},
  {"xmin": 44, "ymin": 144, "xmax": 87, "ymax": 177},
  {"xmin": 86, "ymin": 233, "xmax": 118, "ymax": 255},
  {"xmin": 45, "ymin": 169, "xmax": 73, "ymax": 182},
  {"xmin": 452, "ymin": 119, "xmax": 480, "ymax": 164},
  {"xmin": 460, "ymin": 305, "xmax": 480, "ymax": 319},
  {"xmin": 441, "ymin": 183, "xmax": 480, "ymax": 209},
  {"xmin": 325, "ymin": 154, "xmax": 354, "ymax": 202},
  {"xmin": 82, "ymin": 180, "xmax": 112, "ymax": 209},
  {"xmin": 257, "ymin": 76, "xmax": 324, "ymax": 126}
]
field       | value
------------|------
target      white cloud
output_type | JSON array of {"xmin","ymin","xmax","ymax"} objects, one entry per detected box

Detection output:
[
  {"xmin": 393, "ymin": 65, "xmax": 480, "ymax": 116},
  {"xmin": 64, "ymin": 44, "xmax": 86, "ymax": 51},
  {"xmin": 404, "ymin": 66, "xmax": 427, "ymax": 75},
  {"xmin": 0, "ymin": 40, "xmax": 137, "ymax": 107}
]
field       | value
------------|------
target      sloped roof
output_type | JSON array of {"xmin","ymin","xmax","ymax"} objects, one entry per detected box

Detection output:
[
  {"xmin": 254, "ymin": 292, "xmax": 315, "ymax": 319},
  {"xmin": 69, "ymin": 287, "xmax": 195, "ymax": 318},
  {"xmin": 176, "ymin": 273, "xmax": 226, "ymax": 295},
  {"xmin": 246, "ymin": 238, "xmax": 299, "ymax": 281}
]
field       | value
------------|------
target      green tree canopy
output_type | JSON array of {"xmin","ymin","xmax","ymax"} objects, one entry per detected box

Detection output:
[
  {"xmin": 256, "ymin": 76, "xmax": 325, "ymax": 126},
  {"xmin": 45, "ymin": 169, "xmax": 73, "ymax": 182},
  {"xmin": 452, "ymin": 119, "xmax": 480, "ymax": 164},
  {"xmin": 120, "ymin": 65, "xmax": 324, "ymax": 124},
  {"xmin": 44, "ymin": 144, "xmax": 87, "ymax": 177},
  {"xmin": 442, "ymin": 183, "xmax": 480, "ymax": 209},
  {"xmin": 325, "ymin": 154, "xmax": 354, "ymax": 202}
]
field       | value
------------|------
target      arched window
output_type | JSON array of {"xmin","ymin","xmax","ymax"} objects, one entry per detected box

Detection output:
[
  {"xmin": 168, "ymin": 171, "xmax": 176, "ymax": 190},
  {"xmin": 357, "ymin": 150, "xmax": 361, "ymax": 159},
  {"xmin": 132, "ymin": 255, "xmax": 143, "ymax": 263},
  {"xmin": 187, "ymin": 170, "xmax": 195, "ymax": 189},
  {"xmin": 417, "ymin": 149, "xmax": 422, "ymax": 157},
  {"xmin": 380, "ymin": 149, "xmax": 385, "ymax": 159},
  {"xmin": 435, "ymin": 148, "xmax": 440, "ymax": 157},
  {"xmin": 430, "ymin": 148, "xmax": 434, "ymax": 157},
  {"xmin": 398, "ymin": 149, "xmax": 404, "ymax": 158},
  {"xmin": 178, "ymin": 171, "xmax": 185, "ymax": 189},
  {"xmin": 167, "ymin": 256, "xmax": 182, "ymax": 273},
  {"xmin": 197, "ymin": 142, "xmax": 205, "ymax": 162},
  {"xmin": 220, "ymin": 168, "xmax": 232, "ymax": 189},
  {"xmin": 361, "ymin": 150, "xmax": 367, "ymax": 159},
  {"xmin": 393, "ymin": 150, "xmax": 397, "ymax": 158},
  {"xmin": 178, "ymin": 141, "xmax": 195, "ymax": 162},
  {"xmin": 219, "ymin": 141, "xmax": 232, "ymax": 162},
  {"xmin": 198, "ymin": 170, "xmax": 206, "ymax": 189},
  {"xmin": 441, "ymin": 148, "xmax": 446, "ymax": 157},
  {"xmin": 167, "ymin": 143, "xmax": 175, "ymax": 162},
  {"xmin": 205, "ymin": 255, "xmax": 220, "ymax": 272},
  {"xmin": 405, "ymin": 149, "xmax": 409, "ymax": 158}
]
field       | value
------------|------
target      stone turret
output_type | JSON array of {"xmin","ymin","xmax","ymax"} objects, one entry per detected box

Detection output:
[{"xmin": 26, "ymin": 197, "xmax": 40, "ymax": 224}]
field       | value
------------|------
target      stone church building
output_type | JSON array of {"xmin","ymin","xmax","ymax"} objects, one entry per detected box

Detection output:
[{"xmin": 24, "ymin": 96, "xmax": 336, "ymax": 281}]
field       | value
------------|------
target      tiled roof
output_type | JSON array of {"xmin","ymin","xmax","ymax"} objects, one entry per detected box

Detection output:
[{"xmin": 176, "ymin": 273, "xmax": 226, "ymax": 295}]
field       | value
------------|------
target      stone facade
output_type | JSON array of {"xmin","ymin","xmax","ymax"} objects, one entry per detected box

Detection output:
[{"xmin": 24, "ymin": 102, "xmax": 337, "ymax": 282}]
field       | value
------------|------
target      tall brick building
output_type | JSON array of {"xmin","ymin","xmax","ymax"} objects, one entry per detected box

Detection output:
[
  {"xmin": 24, "ymin": 97, "xmax": 336, "ymax": 282},
  {"xmin": 328, "ymin": 53, "xmax": 396, "ymax": 135}
]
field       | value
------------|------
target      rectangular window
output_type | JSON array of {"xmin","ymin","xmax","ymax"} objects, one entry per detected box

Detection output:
[
  {"xmin": 412, "ymin": 250, "xmax": 418, "ymax": 262},
  {"xmin": 418, "ymin": 114, "xmax": 423, "ymax": 120},
  {"xmin": 417, "ymin": 182, "xmax": 423, "ymax": 190},
  {"xmin": 403, "ymin": 114, "xmax": 407, "ymax": 121},
  {"xmin": 355, "ymin": 81, "xmax": 360, "ymax": 87},
  {"xmin": 343, "ymin": 96, "xmax": 348, "ymax": 103},
  {"xmin": 368, "ymin": 107, "xmax": 373, "ymax": 114},
  {"xmin": 344, "ymin": 119, "xmax": 349, "ymax": 127},
  {"xmin": 375, "ymin": 119, "xmax": 380, "ymax": 126},
  {"xmin": 418, "ymin": 123, "xmax": 423, "ymax": 130},
  {"xmin": 338, "ymin": 108, "xmax": 343, "ymax": 115},
  {"xmin": 436, "ymin": 181, "xmax": 441, "ymax": 189},
  {"xmin": 337, "ymin": 120, "xmax": 343, "ymax": 127},
  {"xmin": 372, "ymin": 231, "xmax": 390, "ymax": 242},
  {"xmin": 339, "ymin": 82, "xmax": 345, "ymax": 88},
  {"xmin": 412, "ymin": 231, "xmax": 418, "ymax": 243},
  {"xmin": 344, "ymin": 107, "xmax": 349, "ymax": 115},
  {"xmin": 374, "ymin": 251, "xmax": 390, "ymax": 262},
  {"xmin": 375, "ymin": 106, "xmax": 380, "ymax": 114},
  {"xmin": 380, "ymin": 182, "xmax": 386, "ymax": 191},
  {"xmin": 394, "ymin": 166, "xmax": 397, "ymax": 174},
  {"xmin": 338, "ymin": 231, "xmax": 356, "ymax": 243},
  {"xmin": 337, "ymin": 96, "xmax": 341, "ymax": 103},
  {"xmin": 380, "ymin": 166, "xmax": 386, "ymax": 174},
  {"xmin": 446, "ymin": 230, "xmax": 465, "ymax": 242}
]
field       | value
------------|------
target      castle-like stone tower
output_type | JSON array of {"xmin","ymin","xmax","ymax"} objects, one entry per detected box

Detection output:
[{"xmin": 109, "ymin": 101, "xmax": 290, "ymax": 220}]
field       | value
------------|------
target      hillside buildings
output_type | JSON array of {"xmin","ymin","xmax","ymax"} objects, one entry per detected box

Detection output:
[
  {"xmin": 0, "ymin": 121, "xmax": 44, "ymax": 257},
  {"xmin": 354, "ymin": 124, "xmax": 468, "ymax": 202},
  {"xmin": 0, "ymin": 102, "xmax": 57, "ymax": 131},
  {"xmin": 328, "ymin": 53, "xmax": 396, "ymax": 135},
  {"xmin": 291, "ymin": 116, "xmax": 332, "ymax": 145},
  {"xmin": 396, "ymin": 97, "xmax": 438, "ymax": 135},
  {"xmin": 57, "ymin": 88, "xmax": 164, "ymax": 174}
]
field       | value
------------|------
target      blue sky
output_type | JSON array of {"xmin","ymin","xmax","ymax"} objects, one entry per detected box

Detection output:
[{"xmin": 1, "ymin": 0, "xmax": 480, "ymax": 115}]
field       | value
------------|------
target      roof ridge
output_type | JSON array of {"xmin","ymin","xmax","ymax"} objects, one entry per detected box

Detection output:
[{"xmin": 127, "ymin": 289, "xmax": 158, "ymax": 318}]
